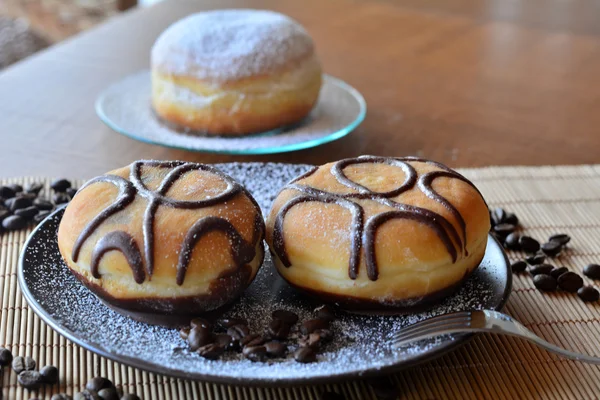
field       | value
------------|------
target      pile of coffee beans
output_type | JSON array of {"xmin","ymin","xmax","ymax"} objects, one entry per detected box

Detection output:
[
  {"xmin": 70, "ymin": 377, "xmax": 140, "ymax": 400},
  {"xmin": 0, "ymin": 178, "xmax": 75, "ymax": 233},
  {"xmin": 180, "ymin": 305, "xmax": 336, "ymax": 363},
  {"xmin": 490, "ymin": 207, "xmax": 600, "ymax": 302}
]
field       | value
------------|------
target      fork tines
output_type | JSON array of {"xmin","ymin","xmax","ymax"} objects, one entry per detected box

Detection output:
[{"xmin": 392, "ymin": 311, "xmax": 473, "ymax": 348}]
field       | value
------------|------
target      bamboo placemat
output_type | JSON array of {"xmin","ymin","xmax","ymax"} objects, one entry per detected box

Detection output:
[{"xmin": 2, "ymin": 165, "xmax": 600, "ymax": 400}]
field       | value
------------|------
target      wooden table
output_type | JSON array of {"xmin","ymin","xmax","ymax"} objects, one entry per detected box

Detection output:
[{"xmin": 1, "ymin": 0, "xmax": 599, "ymax": 179}]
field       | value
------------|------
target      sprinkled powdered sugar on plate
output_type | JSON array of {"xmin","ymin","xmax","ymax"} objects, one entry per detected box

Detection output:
[{"xmin": 20, "ymin": 162, "xmax": 509, "ymax": 384}]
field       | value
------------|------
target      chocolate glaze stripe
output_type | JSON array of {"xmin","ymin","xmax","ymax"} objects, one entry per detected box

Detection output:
[
  {"xmin": 90, "ymin": 231, "xmax": 145, "ymax": 284},
  {"xmin": 71, "ymin": 175, "xmax": 136, "ymax": 262},
  {"xmin": 177, "ymin": 216, "xmax": 256, "ymax": 285}
]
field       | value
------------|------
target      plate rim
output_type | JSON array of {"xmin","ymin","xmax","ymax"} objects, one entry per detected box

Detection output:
[
  {"xmin": 95, "ymin": 71, "xmax": 367, "ymax": 155},
  {"xmin": 18, "ymin": 188, "xmax": 512, "ymax": 388}
]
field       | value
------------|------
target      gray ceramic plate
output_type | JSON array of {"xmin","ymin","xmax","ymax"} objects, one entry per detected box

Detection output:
[{"xmin": 18, "ymin": 163, "xmax": 511, "ymax": 386}]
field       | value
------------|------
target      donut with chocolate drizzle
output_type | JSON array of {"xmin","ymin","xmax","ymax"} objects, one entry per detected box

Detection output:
[{"xmin": 271, "ymin": 156, "xmax": 487, "ymax": 281}]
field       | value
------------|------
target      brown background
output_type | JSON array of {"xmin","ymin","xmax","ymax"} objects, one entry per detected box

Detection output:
[{"xmin": 1, "ymin": 0, "xmax": 599, "ymax": 177}]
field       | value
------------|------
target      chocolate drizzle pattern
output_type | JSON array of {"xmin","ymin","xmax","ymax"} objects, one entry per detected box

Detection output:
[
  {"xmin": 70, "ymin": 160, "xmax": 262, "ymax": 285},
  {"xmin": 272, "ymin": 156, "xmax": 486, "ymax": 281}
]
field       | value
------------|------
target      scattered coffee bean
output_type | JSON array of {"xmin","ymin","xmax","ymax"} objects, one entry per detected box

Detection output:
[
  {"xmin": 86, "ymin": 377, "xmax": 113, "ymax": 392},
  {"xmin": 511, "ymin": 261, "xmax": 527, "ymax": 273},
  {"xmin": 321, "ymin": 392, "xmax": 345, "ymax": 400},
  {"xmin": 214, "ymin": 333, "xmax": 232, "ymax": 348},
  {"xmin": 529, "ymin": 264, "xmax": 554, "ymax": 276},
  {"xmin": 550, "ymin": 267, "xmax": 568, "ymax": 279},
  {"xmin": 315, "ymin": 305, "xmax": 336, "ymax": 321},
  {"xmin": 120, "ymin": 394, "xmax": 140, "ymax": 400},
  {"xmin": 578, "ymin": 286, "xmax": 600, "ymax": 302},
  {"xmin": 2, "ymin": 215, "xmax": 26, "ymax": 230},
  {"xmin": 268, "ymin": 318, "xmax": 291, "ymax": 339},
  {"xmin": 25, "ymin": 183, "xmax": 44, "ymax": 195},
  {"xmin": 7, "ymin": 184, "xmax": 23, "ymax": 193},
  {"xmin": 51, "ymin": 179, "xmax": 71, "ymax": 192},
  {"xmin": 301, "ymin": 318, "xmax": 329, "ymax": 335},
  {"xmin": 0, "ymin": 209, "xmax": 10, "ymax": 223},
  {"xmin": 40, "ymin": 365, "xmax": 59, "ymax": 384},
  {"xmin": 187, "ymin": 326, "xmax": 214, "ymax": 351},
  {"xmin": 519, "ymin": 236, "xmax": 540, "ymax": 253},
  {"xmin": 227, "ymin": 324, "xmax": 250, "ymax": 340},
  {"xmin": 51, "ymin": 394, "xmax": 72, "ymax": 400},
  {"xmin": 53, "ymin": 193, "xmax": 70, "ymax": 204},
  {"xmin": 66, "ymin": 187, "xmax": 78, "ymax": 198},
  {"xmin": 491, "ymin": 208, "xmax": 506, "ymax": 226},
  {"xmin": 197, "ymin": 343, "xmax": 225, "ymax": 360},
  {"xmin": 74, "ymin": 390, "xmax": 100, "ymax": 400},
  {"xmin": 533, "ymin": 274, "xmax": 557, "ymax": 291},
  {"xmin": 10, "ymin": 196, "xmax": 33, "ymax": 211},
  {"xmin": 15, "ymin": 206, "xmax": 38, "ymax": 219},
  {"xmin": 0, "ymin": 347, "xmax": 12, "ymax": 366},
  {"xmin": 33, "ymin": 210, "xmax": 51, "ymax": 223},
  {"xmin": 526, "ymin": 254, "xmax": 546, "ymax": 265},
  {"xmin": 541, "ymin": 241, "xmax": 562, "ymax": 257},
  {"xmin": 294, "ymin": 347, "xmax": 317, "ymax": 363},
  {"xmin": 241, "ymin": 333, "xmax": 265, "ymax": 347},
  {"xmin": 557, "ymin": 271, "xmax": 583, "ymax": 292},
  {"xmin": 190, "ymin": 317, "xmax": 211, "ymax": 330},
  {"xmin": 18, "ymin": 370, "xmax": 43, "ymax": 390},
  {"xmin": 12, "ymin": 356, "xmax": 35, "ymax": 374},
  {"xmin": 272, "ymin": 309, "xmax": 299, "ymax": 325},
  {"xmin": 367, "ymin": 376, "xmax": 401, "ymax": 400},
  {"xmin": 97, "ymin": 388, "xmax": 119, "ymax": 400},
  {"xmin": 549, "ymin": 234, "xmax": 571, "ymax": 246},
  {"xmin": 264, "ymin": 341, "xmax": 287, "ymax": 357},
  {"xmin": 179, "ymin": 327, "xmax": 190, "ymax": 340},
  {"xmin": 505, "ymin": 212, "xmax": 519, "ymax": 226},
  {"xmin": 243, "ymin": 345, "xmax": 267, "ymax": 362},
  {"xmin": 493, "ymin": 223, "xmax": 515, "ymax": 237},
  {"xmin": 504, "ymin": 233, "xmax": 521, "ymax": 250},
  {"xmin": 0, "ymin": 186, "xmax": 16, "ymax": 198},
  {"xmin": 217, "ymin": 317, "xmax": 248, "ymax": 329},
  {"xmin": 33, "ymin": 198, "xmax": 54, "ymax": 211},
  {"xmin": 583, "ymin": 264, "xmax": 600, "ymax": 280}
]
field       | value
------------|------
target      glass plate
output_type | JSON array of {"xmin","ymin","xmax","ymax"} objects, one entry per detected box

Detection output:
[{"xmin": 95, "ymin": 72, "xmax": 366, "ymax": 155}]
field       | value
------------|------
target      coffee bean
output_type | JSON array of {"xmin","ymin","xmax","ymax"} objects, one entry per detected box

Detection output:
[
  {"xmin": 40, "ymin": 365, "xmax": 59, "ymax": 384},
  {"xmin": 25, "ymin": 183, "xmax": 44, "ymax": 195},
  {"xmin": 301, "ymin": 318, "xmax": 329, "ymax": 335},
  {"xmin": 264, "ymin": 341, "xmax": 287, "ymax": 357},
  {"xmin": 51, "ymin": 394, "xmax": 72, "ymax": 400},
  {"xmin": 583, "ymin": 264, "xmax": 600, "ymax": 280},
  {"xmin": 519, "ymin": 236, "xmax": 540, "ymax": 253},
  {"xmin": 505, "ymin": 212, "xmax": 519, "ymax": 226},
  {"xmin": 268, "ymin": 318, "xmax": 291, "ymax": 339},
  {"xmin": 493, "ymin": 223, "xmax": 515, "ymax": 237},
  {"xmin": 15, "ymin": 206, "xmax": 38, "ymax": 219},
  {"xmin": 0, "ymin": 209, "xmax": 10, "ymax": 223},
  {"xmin": 74, "ymin": 390, "xmax": 100, "ymax": 400},
  {"xmin": 187, "ymin": 326, "xmax": 214, "ymax": 351},
  {"xmin": 227, "ymin": 324, "xmax": 250, "ymax": 340},
  {"xmin": 218, "ymin": 317, "xmax": 248, "ymax": 329},
  {"xmin": 7, "ymin": 184, "xmax": 23, "ymax": 193},
  {"xmin": 300, "ymin": 329, "xmax": 334, "ymax": 349},
  {"xmin": 190, "ymin": 317, "xmax": 212, "ymax": 330},
  {"xmin": 120, "ymin": 394, "xmax": 141, "ymax": 400},
  {"xmin": 0, "ymin": 347, "xmax": 12, "ymax": 366},
  {"xmin": 549, "ymin": 234, "xmax": 571, "ymax": 246},
  {"xmin": 66, "ymin": 188, "xmax": 78, "ymax": 198},
  {"xmin": 578, "ymin": 286, "xmax": 600, "ymax": 302},
  {"xmin": 33, "ymin": 198, "xmax": 54, "ymax": 211},
  {"xmin": 12, "ymin": 356, "xmax": 36, "ymax": 374},
  {"xmin": 294, "ymin": 347, "xmax": 317, "ymax": 363},
  {"xmin": 321, "ymin": 392, "xmax": 345, "ymax": 400},
  {"xmin": 53, "ymin": 193, "xmax": 70, "ymax": 204},
  {"xmin": 367, "ymin": 376, "xmax": 401, "ymax": 400},
  {"xmin": 533, "ymin": 274, "xmax": 557, "ymax": 291},
  {"xmin": 18, "ymin": 370, "xmax": 43, "ymax": 390},
  {"xmin": 0, "ymin": 186, "xmax": 16, "ymax": 198},
  {"xmin": 51, "ymin": 179, "xmax": 71, "ymax": 192},
  {"xmin": 272, "ymin": 309, "xmax": 299, "ymax": 325},
  {"xmin": 550, "ymin": 267, "xmax": 568, "ymax": 279},
  {"xmin": 541, "ymin": 241, "xmax": 562, "ymax": 257},
  {"xmin": 504, "ymin": 233, "xmax": 521, "ymax": 250},
  {"xmin": 491, "ymin": 208, "xmax": 506, "ymax": 226},
  {"xmin": 97, "ymin": 388, "xmax": 119, "ymax": 400},
  {"xmin": 33, "ymin": 210, "xmax": 51, "ymax": 223},
  {"xmin": 86, "ymin": 377, "xmax": 113, "ymax": 392},
  {"xmin": 242, "ymin": 345, "xmax": 267, "ymax": 362},
  {"xmin": 10, "ymin": 196, "xmax": 33, "ymax": 211},
  {"xmin": 526, "ymin": 254, "xmax": 546, "ymax": 265},
  {"xmin": 2, "ymin": 215, "xmax": 26, "ymax": 230},
  {"xmin": 214, "ymin": 333, "xmax": 232, "ymax": 348},
  {"xmin": 241, "ymin": 333, "xmax": 265, "ymax": 347},
  {"xmin": 529, "ymin": 264, "xmax": 554, "ymax": 276},
  {"xmin": 510, "ymin": 261, "xmax": 527, "ymax": 273},
  {"xmin": 557, "ymin": 272, "xmax": 583, "ymax": 292},
  {"xmin": 197, "ymin": 343, "xmax": 225, "ymax": 360},
  {"xmin": 179, "ymin": 327, "xmax": 190, "ymax": 340},
  {"xmin": 315, "ymin": 305, "xmax": 336, "ymax": 321}
]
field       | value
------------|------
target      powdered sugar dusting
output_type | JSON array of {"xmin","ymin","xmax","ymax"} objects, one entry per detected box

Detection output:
[
  {"xmin": 21, "ymin": 163, "xmax": 508, "ymax": 384},
  {"xmin": 151, "ymin": 10, "xmax": 314, "ymax": 82}
]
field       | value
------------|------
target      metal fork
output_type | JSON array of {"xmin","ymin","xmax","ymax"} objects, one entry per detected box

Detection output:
[{"xmin": 392, "ymin": 310, "xmax": 600, "ymax": 364}]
